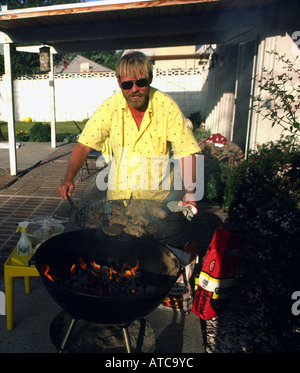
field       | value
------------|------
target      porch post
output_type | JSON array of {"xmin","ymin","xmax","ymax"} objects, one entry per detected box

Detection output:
[
  {"xmin": 1, "ymin": 32, "xmax": 17, "ymax": 175},
  {"xmin": 49, "ymin": 51, "xmax": 56, "ymax": 148}
]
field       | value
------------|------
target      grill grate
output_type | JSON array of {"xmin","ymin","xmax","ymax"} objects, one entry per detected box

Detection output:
[{"xmin": 74, "ymin": 199, "xmax": 186, "ymax": 241}]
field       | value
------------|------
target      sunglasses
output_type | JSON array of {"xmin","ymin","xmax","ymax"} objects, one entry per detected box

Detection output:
[{"xmin": 120, "ymin": 78, "xmax": 149, "ymax": 90}]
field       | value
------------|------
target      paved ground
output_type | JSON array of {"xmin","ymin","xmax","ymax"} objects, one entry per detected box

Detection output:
[
  {"xmin": 0, "ymin": 142, "xmax": 225, "ymax": 353},
  {"xmin": 0, "ymin": 143, "xmax": 92, "ymax": 264},
  {"xmin": 0, "ymin": 142, "xmax": 66, "ymax": 170}
]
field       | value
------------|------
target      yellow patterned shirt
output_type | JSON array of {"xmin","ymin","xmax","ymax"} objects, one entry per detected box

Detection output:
[{"xmin": 78, "ymin": 87, "xmax": 200, "ymax": 200}]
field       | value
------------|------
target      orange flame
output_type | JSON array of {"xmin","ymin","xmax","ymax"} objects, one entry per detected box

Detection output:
[
  {"xmin": 109, "ymin": 266, "xmax": 118, "ymax": 280},
  {"xmin": 91, "ymin": 261, "xmax": 102, "ymax": 277},
  {"xmin": 124, "ymin": 260, "xmax": 139, "ymax": 277},
  {"xmin": 109, "ymin": 266, "xmax": 113, "ymax": 280},
  {"xmin": 42, "ymin": 264, "xmax": 56, "ymax": 282},
  {"xmin": 70, "ymin": 264, "xmax": 76, "ymax": 275},
  {"xmin": 91, "ymin": 261, "xmax": 101, "ymax": 272},
  {"xmin": 78, "ymin": 257, "xmax": 87, "ymax": 270}
]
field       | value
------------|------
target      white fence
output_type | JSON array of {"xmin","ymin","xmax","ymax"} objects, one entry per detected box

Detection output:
[{"xmin": 0, "ymin": 68, "xmax": 206, "ymax": 122}]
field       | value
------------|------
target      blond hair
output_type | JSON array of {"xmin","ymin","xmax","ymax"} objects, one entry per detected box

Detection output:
[{"xmin": 116, "ymin": 51, "xmax": 153, "ymax": 82}]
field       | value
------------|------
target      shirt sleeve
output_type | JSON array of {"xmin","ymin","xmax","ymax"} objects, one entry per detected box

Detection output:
[
  {"xmin": 77, "ymin": 97, "xmax": 112, "ymax": 151},
  {"xmin": 166, "ymin": 100, "xmax": 200, "ymax": 158}
]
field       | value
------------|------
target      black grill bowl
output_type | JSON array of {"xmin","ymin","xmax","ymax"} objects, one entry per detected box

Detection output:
[{"xmin": 34, "ymin": 229, "xmax": 181, "ymax": 324}]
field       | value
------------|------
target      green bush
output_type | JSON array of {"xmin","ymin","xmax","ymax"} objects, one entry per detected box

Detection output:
[
  {"xmin": 193, "ymin": 129, "xmax": 211, "ymax": 143},
  {"xmin": 204, "ymin": 152, "xmax": 243, "ymax": 207},
  {"xmin": 15, "ymin": 129, "xmax": 30, "ymax": 142},
  {"xmin": 227, "ymin": 138, "xmax": 300, "ymax": 234},
  {"xmin": 29, "ymin": 122, "xmax": 51, "ymax": 142},
  {"xmin": 205, "ymin": 163, "xmax": 224, "ymax": 205},
  {"xmin": 56, "ymin": 132, "xmax": 78, "ymax": 143},
  {"xmin": 223, "ymin": 137, "xmax": 300, "ymax": 350}
]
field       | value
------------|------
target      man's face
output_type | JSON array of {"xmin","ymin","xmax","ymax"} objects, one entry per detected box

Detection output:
[{"xmin": 118, "ymin": 72, "xmax": 150, "ymax": 111}]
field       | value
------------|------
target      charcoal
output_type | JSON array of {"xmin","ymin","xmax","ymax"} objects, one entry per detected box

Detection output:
[{"xmin": 61, "ymin": 257, "xmax": 151, "ymax": 297}]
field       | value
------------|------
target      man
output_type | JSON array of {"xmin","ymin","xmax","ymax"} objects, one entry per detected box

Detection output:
[{"xmin": 58, "ymin": 51, "xmax": 200, "ymax": 204}]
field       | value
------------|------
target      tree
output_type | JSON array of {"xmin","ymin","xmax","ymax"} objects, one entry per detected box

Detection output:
[
  {"xmin": 82, "ymin": 50, "xmax": 123, "ymax": 71},
  {"xmin": 53, "ymin": 50, "xmax": 123, "ymax": 72}
]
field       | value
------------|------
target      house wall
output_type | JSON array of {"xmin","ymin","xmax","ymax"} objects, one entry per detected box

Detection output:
[
  {"xmin": 153, "ymin": 68, "xmax": 204, "ymax": 118},
  {"xmin": 154, "ymin": 46, "xmax": 199, "ymax": 70},
  {"xmin": 0, "ymin": 68, "xmax": 204, "ymax": 122},
  {"xmin": 198, "ymin": 32, "xmax": 300, "ymax": 153},
  {"xmin": 198, "ymin": 44, "xmax": 237, "ymax": 140}
]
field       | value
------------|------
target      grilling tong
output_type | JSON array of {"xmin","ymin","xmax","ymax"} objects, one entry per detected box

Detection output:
[{"xmin": 67, "ymin": 195, "xmax": 79, "ymax": 211}]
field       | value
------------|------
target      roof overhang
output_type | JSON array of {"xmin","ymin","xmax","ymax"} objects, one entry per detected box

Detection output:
[{"xmin": 0, "ymin": 0, "xmax": 296, "ymax": 53}]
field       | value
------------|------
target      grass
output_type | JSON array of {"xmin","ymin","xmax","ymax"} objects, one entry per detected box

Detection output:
[
  {"xmin": 0, "ymin": 120, "xmax": 86, "ymax": 141},
  {"xmin": 0, "ymin": 120, "xmax": 209, "ymax": 143}
]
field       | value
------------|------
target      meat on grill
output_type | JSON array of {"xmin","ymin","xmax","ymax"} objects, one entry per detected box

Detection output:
[
  {"xmin": 109, "ymin": 214, "xmax": 128, "ymax": 226},
  {"xmin": 84, "ymin": 199, "xmax": 166, "ymax": 238},
  {"xmin": 124, "ymin": 222, "xmax": 146, "ymax": 237},
  {"xmin": 144, "ymin": 200, "xmax": 168, "ymax": 219},
  {"xmin": 86, "ymin": 218, "xmax": 103, "ymax": 229},
  {"xmin": 102, "ymin": 224, "xmax": 124, "ymax": 237},
  {"xmin": 147, "ymin": 206, "xmax": 167, "ymax": 219},
  {"xmin": 125, "ymin": 200, "xmax": 147, "ymax": 218}
]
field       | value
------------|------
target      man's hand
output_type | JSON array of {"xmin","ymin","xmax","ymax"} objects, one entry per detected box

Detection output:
[
  {"xmin": 182, "ymin": 193, "xmax": 197, "ymax": 208},
  {"xmin": 171, "ymin": 199, "xmax": 198, "ymax": 221},
  {"xmin": 57, "ymin": 142, "xmax": 91, "ymax": 200},
  {"xmin": 58, "ymin": 177, "xmax": 75, "ymax": 200}
]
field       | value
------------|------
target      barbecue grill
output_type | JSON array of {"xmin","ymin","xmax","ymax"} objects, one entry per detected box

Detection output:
[{"xmin": 34, "ymin": 229, "xmax": 181, "ymax": 352}]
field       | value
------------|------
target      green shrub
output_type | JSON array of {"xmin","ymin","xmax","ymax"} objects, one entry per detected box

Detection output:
[
  {"xmin": 204, "ymin": 156, "xmax": 241, "ymax": 207},
  {"xmin": 227, "ymin": 138, "xmax": 300, "ymax": 235},
  {"xmin": 193, "ymin": 129, "xmax": 211, "ymax": 143},
  {"xmin": 15, "ymin": 129, "xmax": 30, "ymax": 142},
  {"xmin": 206, "ymin": 164, "xmax": 224, "ymax": 205},
  {"xmin": 223, "ymin": 137, "xmax": 300, "ymax": 350},
  {"xmin": 29, "ymin": 122, "xmax": 51, "ymax": 142},
  {"xmin": 56, "ymin": 133, "xmax": 78, "ymax": 143}
]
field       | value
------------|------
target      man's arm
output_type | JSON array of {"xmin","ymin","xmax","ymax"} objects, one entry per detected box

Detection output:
[{"xmin": 57, "ymin": 142, "xmax": 91, "ymax": 199}]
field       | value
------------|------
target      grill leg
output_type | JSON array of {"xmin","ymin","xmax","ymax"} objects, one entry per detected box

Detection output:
[
  {"xmin": 122, "ymin": 327, "xmax": 132, "ymax": 353},
  {"xmin": 58, "ymin": 317, "xmax": 77, "ymax": 353}
]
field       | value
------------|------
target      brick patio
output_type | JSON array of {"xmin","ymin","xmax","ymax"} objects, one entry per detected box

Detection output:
[{"xmin": 0, "ymin": 143, "xmax": 100, "ymax": 274}]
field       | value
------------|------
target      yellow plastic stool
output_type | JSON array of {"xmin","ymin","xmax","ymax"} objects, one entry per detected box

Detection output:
[{"xmin": 4, "ymin": 247, "xmax": 39, "ymax": 330}]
